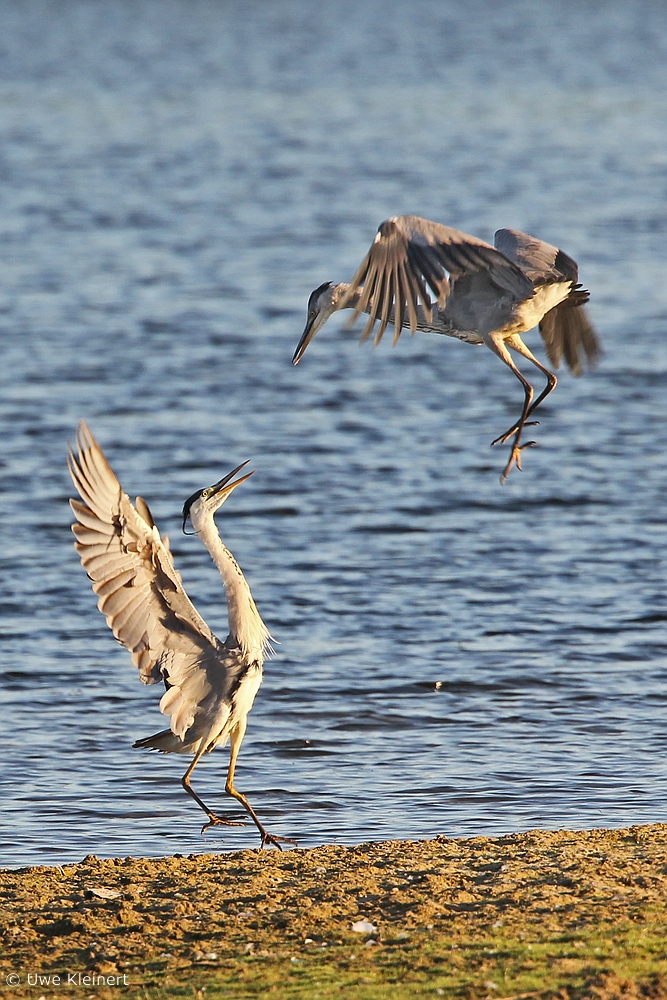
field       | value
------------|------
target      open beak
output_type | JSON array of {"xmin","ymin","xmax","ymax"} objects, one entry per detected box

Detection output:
[
  {"xmin": 209, "ymin": 461, "xmax": 255, "ymax": 500},
  {"xmin": 182, "ymin": 461, "xmax": 255, "ymax": 532},
  {"xmin": 292, "ymin": 315, "xmax": 318, "ymax": 365}
]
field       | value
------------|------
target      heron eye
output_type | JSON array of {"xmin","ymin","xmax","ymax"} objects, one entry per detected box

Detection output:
[{"xmin": 202, "ymin": 489, "xmax": 211, "ymax": 499}]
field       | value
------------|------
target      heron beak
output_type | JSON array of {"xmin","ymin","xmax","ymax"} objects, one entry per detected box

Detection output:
[
  {"xmin": 210, "ymin": 461, "xmax": 255, "ymax": 502},
  {"xmin": 292, "ymin": 315, "xmax": 317, "ymax": 365},
  {"xmin": 181, "ymin": 462, "xmax": 255, "ymax": 532}
]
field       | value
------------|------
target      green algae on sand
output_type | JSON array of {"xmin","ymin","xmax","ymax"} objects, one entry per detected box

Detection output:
[{"xmin": 2, "ymin": 825, "xmax": 667, "ymax": 999}]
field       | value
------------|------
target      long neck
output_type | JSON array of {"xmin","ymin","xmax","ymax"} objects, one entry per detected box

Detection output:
[{"xmin": 197, "ymin": 520, "xmax": 270, "ymax": 662}]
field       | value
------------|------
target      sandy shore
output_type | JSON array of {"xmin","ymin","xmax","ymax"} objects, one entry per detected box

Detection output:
[{"xmin": 2, "ymin": 824, "xmax": 667, "ymax": 998}]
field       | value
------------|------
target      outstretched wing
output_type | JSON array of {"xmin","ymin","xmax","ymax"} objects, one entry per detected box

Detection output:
[
  {"xmin": 340, "ymin": 215, "xmax": 534, "ymax": 345},
  {"xmin": 495, "ymin": 228, "xmax": 601, "ymax": 374},
  {"xmin": 494, "ymin": 228, "xmax": 578, "ymax": 286},
  {"xmin": 68, "ymin": 421, "xmax": 231, "ymax": 738}
]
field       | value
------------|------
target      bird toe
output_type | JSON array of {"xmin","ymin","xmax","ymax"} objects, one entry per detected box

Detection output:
[
  {"xmin": 500, "ymin": 440, "xmax": 538, "ymax": 484},
  {"xmin": 259, "ymin": 831, "xmax": 298, "ymax": 851},
  {"xmin": 201, "ymin": 814, "xmax": 247, "ymax": 834}
]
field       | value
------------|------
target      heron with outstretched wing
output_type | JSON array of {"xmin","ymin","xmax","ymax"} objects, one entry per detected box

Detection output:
[
  {"xmin": 293, "ymin": 216, "xmax": 600, "ymax": 483},
  {"xmin": 68, "ymin": 421, "xmax": 295, "ymax": 850}
]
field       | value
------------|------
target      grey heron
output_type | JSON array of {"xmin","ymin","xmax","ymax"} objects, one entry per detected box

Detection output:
[
  {"xmin": 68, "ymin": 421, "xmax": 295, "ymax": 850},
  {"xmin": 292, "ymin": 216, "xmax": 600, "ymax": 483}
]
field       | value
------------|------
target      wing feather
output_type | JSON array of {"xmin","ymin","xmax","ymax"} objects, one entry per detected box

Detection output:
[
  {"xmin": 355, "ymin": 257, "xmax": 383, "ymax": 336},
  {"xmin": 69, "ymin": 422, "xmax": 268, "ymax": 752},
  {"xmin": 391, "ymin": 262, "xmax": 406, "ymax": 344},
  {"xmin": 69, "ymin": 421, "xmax": 219, "ymax": 692},
  {"xmin": 93, "ymin": 568, "xmax": 137, "ymax": 597},
  {"xmin": 399, "ymin": 260, "xmax": 420, "ymax": 335},
  {"xmin": 98, "ymin": 584, "xmax": 143, "ymax": 620},
  {"xmin": 373, "ymin": 264, "xmax": 394, "ymax": 345},
  {"xmin": 408, "ymin": 243, "xmax": 442, "ymax": 305},
  {"xmin": 360, "ymin": 267, "xmax": 388, "ymax": 342},
  {"xmin": 72, "ymin": 524, "xmax": 114, "ymax": 546},
  {"xmin": 115, "ymin": 610, "xmax": 154, "ymax": 653},
  {"xmin": 69, "ymin": 499, "xmax": 110, "ymax": 533},
  {"xmin": 82, "ymin": 550, "xmax": 140, "ymax": 582},
  {"xmin": 405, "ymin": 244, "xmax": 434, "ymax": 316},
  {"xmin": 339, "ymin": 215, "xmax": 535, "ymax": 346},
  {"xmin": 495, "ymin": 227, "xmax": 571, "ymax": 284},
  {"xmin": 69, "ymin": 440, "xmax": 119, "ymax": 520}
]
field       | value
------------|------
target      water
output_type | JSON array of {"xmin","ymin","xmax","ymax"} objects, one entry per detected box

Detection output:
[{"xmin": 0, "ymin": 0, "xmax": 666, "ymax": 868}]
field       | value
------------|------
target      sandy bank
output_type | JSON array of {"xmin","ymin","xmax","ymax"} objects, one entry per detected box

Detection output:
[{"xmin": 2, "ymin": 824, "xmax": 667, "ymax": 998}]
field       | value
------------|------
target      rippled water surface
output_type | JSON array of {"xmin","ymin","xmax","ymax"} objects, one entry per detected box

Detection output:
[{"xmin": 1, "ymin": 0, "xmax": 666, "ymax": 867}]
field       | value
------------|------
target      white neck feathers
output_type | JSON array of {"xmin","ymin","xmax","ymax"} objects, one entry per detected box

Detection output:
[{"xmin": 196, "ymin": 520, "xmax": 271, "ymax": 662}]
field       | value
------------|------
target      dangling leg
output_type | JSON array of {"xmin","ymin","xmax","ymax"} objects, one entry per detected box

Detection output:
[
  {"xmin": 181, "ymin": 746, "xmax": 247, "ymax": 835},
  {"xmin": 491, "ymin": 336, "xmax": 558, "ymax": 447},
  {"xmin": 483, "ymin": 333, "xmax": 538, "ymax": 483},
  {"xmin": 498, "ymin": 335, "xmax": 558, "ymax": 433},
  {"xmin": 225, "ymin": 718, "xmax": 297, "ymax": 850},
  {"xmin": 487, "ymin": 334, "xmax": 541, "ymax": 446}
]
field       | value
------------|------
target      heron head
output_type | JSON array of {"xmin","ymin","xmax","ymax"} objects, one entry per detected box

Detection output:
[
  {"xmin": 182, "ymin": 461, "xmax": 254, "ymax": 533},
  {"xmin": 292, "ymin": 281, "xmax": 337, "ymax": 364}
]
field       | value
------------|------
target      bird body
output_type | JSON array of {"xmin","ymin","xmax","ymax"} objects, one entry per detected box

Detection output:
[
  {"xmin": 134, "ymin": 660, "xmax": 263, "ymax": 757},
  {"xmin": 318, "ymin": 275, "xmax": 570, "ymax": 346},
  {"xmin": 293, "ymin": 216, "xmax": 600, "ymax": 482},
  {"xmin": 68, "ymin": 421, "xmax": 293, "ymax": 849}
]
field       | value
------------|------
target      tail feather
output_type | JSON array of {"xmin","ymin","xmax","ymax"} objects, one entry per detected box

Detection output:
[
  {"xmin": 539, "ymin": 290, "xmax": 600, "ymax": 375},
  {"xmin": 133, "ymin": 729, "xmax": 199, "ymax": 754}
]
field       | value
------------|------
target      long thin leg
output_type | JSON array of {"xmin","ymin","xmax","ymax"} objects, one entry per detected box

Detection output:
[
  {"xmin": 483, "ymin": 333, "xmax": 538, "ymax": 483},
  {"xmin": 486, "ymin": 335, "xmax": 536, "ymax": 445},
  {"xmin": 181, "ymin": 747, "xmax": 246, "ymax": 834},
  {"xmin": 493, "ymin": 336, "xmax": 558, "ymax": 444},
  {"xmin": 501, "ymin": 335, "xmax": 558, "ymax": 429},
  {"xmin": 225, "ymin": 718, "xmax": 297, "ymax": 850}
]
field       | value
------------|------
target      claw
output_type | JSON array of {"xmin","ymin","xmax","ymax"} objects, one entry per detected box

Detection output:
[
  {"xmin": 201, "ymin": 813, "xmax": 247, "ymax": 835},
  {"xmin": 492, "ymin": 420, "xmax": 540, "ymax": 448},
  {"xmin": 499, "ymin": 440, "xmax": 537, "ymax": 485},
  {"xmin": 259, "ymin": 830, "xmax": 299, "ymax": 851}
]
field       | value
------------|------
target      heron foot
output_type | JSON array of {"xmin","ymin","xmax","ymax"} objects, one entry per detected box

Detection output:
[
  {"xmin": 500, "ymin": 440, "xmax": 537, "ymax": 485},
  {"xmin": 491, "ymin": 420, "xmax": 539, "ymax": 448},
  {"xmin": 201, "ymin": 813, "xmax": 247, "ymax": 834},
  {"xmin": 259, "ymin": 829, "xmax": 299, "ymax": 851}
]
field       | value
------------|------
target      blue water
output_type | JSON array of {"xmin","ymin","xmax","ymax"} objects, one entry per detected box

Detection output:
[{"xmin": 0, "ymin": 0, "xmax": 666, "ymax": 867}]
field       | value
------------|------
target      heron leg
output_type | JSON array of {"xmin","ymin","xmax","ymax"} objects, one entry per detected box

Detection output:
[
  {"xmin": 225, "ymin": 719, "xmax": 297, "ymax": 851},
  {"xmin": 483, "ymin": 333, "xmax": 538, "ymax": 483},
  {"xmin": 491, "ymin": 335, "xmax": 558, "ymax": 444},
  {"xmin": 181, "ymin": 748, "xmax": 247, "ymax": 834},
  {"xmin": 509, "ymin": 339, "xmax": 558, "ymax": 422}
]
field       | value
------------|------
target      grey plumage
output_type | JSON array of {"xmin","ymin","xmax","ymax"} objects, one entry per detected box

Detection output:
[
  {"xmin": 68, "ymin": 421, "xmax": 294, "ymax": 850},
  {"xmin": 494, "ymin": 227, "xmax": 599, "ymax": 376},
  {"xmin": 293, "ymin": 215, "xmax": 600, "ymax": 482}
]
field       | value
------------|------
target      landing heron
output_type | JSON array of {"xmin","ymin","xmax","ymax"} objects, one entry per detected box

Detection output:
[
  {"xmin": 68, "ymin": 421, "xmax": 294, "ymax": 850},
  {"xmin": 292, "ymin": 216, "xmax": 600, "ymax": 483}
]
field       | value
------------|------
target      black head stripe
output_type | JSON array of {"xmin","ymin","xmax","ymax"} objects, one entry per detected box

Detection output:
[
  {"xmin": 182, "ymin": 488, "xmax": 204, "ymax": 532},
  {"xmin": 308, "ymin": 281, "xmax": 332, "ymax": 310}
]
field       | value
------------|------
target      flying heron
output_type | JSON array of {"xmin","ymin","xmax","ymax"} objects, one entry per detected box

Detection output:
[
  {"xmin": 68, "ymin": 421, "xmax": 295, "ymax": 850},
  {"xmin": 292, "ymin": 216, "xmax": 600, "ymax": 483}
]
